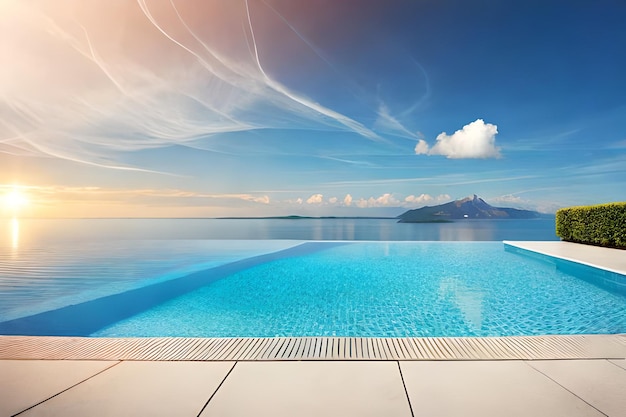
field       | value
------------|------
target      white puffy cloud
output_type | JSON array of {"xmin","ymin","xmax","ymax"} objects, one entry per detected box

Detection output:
[
  {"xmin": 405, "ymin": 193, "xmax": 432, "ymax": 204},
  {"xmin": 404, "ymin": 193, "xmax": 451, "ymax": 207},
  {"xmin": 291, "ymin": 192, "xmax": 450, "ymax": 209},
  {"xmin": 355, "ymin": 193, "xmax": 402, "ymax": 208},
  {"xmin": 414, "ymin": 119, "xmax": 501, "ymax": 159},
  {"xmin": 414, "ymin": 140, "xmax": 430, "ymax": 155},
  {"xmin": 375, "ymin": 193, "xmax": 398, "ymax": 205},
  {"xmin": 306, "ymin": 194, "xmax": 323, "ymax": 204}
]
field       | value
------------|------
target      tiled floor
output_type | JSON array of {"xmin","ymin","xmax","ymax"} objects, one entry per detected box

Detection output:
[{"xmin": 2, "ymin": 358, "xmax": 625, "ymax": 417}]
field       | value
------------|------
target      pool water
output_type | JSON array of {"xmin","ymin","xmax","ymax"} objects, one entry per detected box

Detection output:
[
  {"xmin": 79, "ymin": 241, "xmax": 626, "ymax": 338},
  {"xmin": 0, "ymin": 240, "xmax": 298, "ymax": 322}
]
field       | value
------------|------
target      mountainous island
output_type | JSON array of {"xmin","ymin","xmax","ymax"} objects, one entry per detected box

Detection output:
[{"xmin": 397, "ymin": 195, "xmax": 542, "ymax": 223}]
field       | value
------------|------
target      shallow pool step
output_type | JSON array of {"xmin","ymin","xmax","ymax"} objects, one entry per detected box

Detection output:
[{"xmin": 1, "ymin": 335, "xmax": 624, "ymax": 361}]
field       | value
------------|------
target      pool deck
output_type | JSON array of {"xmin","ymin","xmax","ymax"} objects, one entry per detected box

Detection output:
[
  {"xmin": 1, "ymin": 240, "xmax": 625, "ymax": 416},
  {"xmin": 504, "ymin": 240, "xmax": 626, "ymax": 275}
]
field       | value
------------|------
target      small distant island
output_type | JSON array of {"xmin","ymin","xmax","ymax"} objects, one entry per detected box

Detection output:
[
  {"xmin": 216, "ymin": 215, "xmax": 395, "ymax": 220},
  {"xmin": 397, "ymin": 195, "xmax": 543, "ymax": 223}
]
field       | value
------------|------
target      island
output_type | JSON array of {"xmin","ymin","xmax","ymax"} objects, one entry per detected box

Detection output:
[{"xmin": 397, "ymin": 195, "xmax": 542, "ymax": 223}]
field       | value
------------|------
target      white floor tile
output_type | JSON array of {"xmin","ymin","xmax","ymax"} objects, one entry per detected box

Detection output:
[
  {"xmin": 0, "ymin": 360, "xmax": 117, "ymax": 417},
  {"xmin": 200, "ymin": 361, "xmax": 412, "ymax": 417},
  {"xmin": 529, "ymin": 359, "xmax": 626, "ymax": 417},
  {"xmin": 20, "ymin": 361, "xmax": 234, "ymax": 417},
  {"xmin": 401, "ymin": 360, "xmax": 604, "ymax": 417}
]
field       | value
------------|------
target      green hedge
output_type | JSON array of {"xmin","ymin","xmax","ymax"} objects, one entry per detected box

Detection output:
[{"xmin": 556, "ymin": 202, "xmax": 626, "ymax": 249}]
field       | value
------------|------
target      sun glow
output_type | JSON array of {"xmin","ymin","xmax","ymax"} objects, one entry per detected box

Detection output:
[{"xmin": 3, "ymin": 187, "xmax": 29, "ymax": 214}]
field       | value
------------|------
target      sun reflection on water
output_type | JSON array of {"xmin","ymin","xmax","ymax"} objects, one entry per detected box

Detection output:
[{"xmin": 11, "ymin": 218, "xmax": 19, "ymax": 249}]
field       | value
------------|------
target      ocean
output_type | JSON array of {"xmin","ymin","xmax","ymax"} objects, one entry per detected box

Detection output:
[{"xmin": 3, "ymin": 217, "xmax": 558, "ymax": 247}]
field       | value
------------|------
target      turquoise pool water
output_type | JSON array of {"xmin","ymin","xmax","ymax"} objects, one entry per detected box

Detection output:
[
  {"xmin": 88, "ymin": 241, "xmax": 625, "ymax": 337},
  {"xmin": 1, "ymin": 241, "xmax": 624, "ymax": 337}
]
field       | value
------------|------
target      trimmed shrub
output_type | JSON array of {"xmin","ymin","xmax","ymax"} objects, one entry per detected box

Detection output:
[{"xmin": 556, "ymin": 202, "xmax": 626, "ymax": 249}]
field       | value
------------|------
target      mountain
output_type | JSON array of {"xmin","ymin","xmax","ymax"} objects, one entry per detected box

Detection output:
[{"xmin": 397, "ymin": 195, "xmax": 541, "ymax": 223}]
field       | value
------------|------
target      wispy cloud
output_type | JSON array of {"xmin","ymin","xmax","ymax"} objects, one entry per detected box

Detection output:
[
  {"xmin": 322, "ymin": 177, "xmax": 433, "ymax": 187},
  {"xmin": 503, "ymin": 128, "xmax": 583, "ymax": 151},
  {"xmin": 555, "ymin": 154, "xmax": 626, "ymax": 177},
  {"xmin": 0, "ymin": 184, "xmax": 271, "ymax": 206},
  {"xmin": 607, "ymin": 139, "xmax": 626, "ymax": 149},
  {"xmin": 2, "ymin": 0, "xmax": 412, "ymax": 172},
  {"xmin": 373, "ymin": 103, "xmax": 420, "ymax": 140},
  {"xmin": 324, "ymin": 174, "xmax": 536, "ymax": 188}
]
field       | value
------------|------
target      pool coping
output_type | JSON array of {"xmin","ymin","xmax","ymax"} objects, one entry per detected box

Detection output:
[
  {"xmin": 1, "ymin": 334, "xmax": 625, "ymax": 361},
  {"xmin": 503, "ymin": 240, "xmax": 626, "ymax": 276}
]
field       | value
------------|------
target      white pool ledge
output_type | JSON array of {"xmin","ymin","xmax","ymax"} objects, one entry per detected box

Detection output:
[{"xmin": 504, "ymin": 240, "xmax": 626, "ymax": 276}]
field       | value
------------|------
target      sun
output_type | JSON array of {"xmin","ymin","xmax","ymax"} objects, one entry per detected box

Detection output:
[{"xmin": 4, "ymin": 188, "xmax": 29, "ymax": 212}]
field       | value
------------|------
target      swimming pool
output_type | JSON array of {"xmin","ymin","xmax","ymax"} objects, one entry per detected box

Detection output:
[{"xmin": 1, "ymin": 241, "xmax": 624, "ymax": 337}]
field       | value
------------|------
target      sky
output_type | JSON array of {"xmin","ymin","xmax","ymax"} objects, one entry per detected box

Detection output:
[{"xmin": 1, "ymin": 0, "xmax": 625, "ymax": 218}]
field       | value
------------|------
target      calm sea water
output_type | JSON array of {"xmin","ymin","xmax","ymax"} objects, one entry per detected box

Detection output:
[{"xmin": 3, "ymin": 217, "xmax": 558, "ymax": 246}]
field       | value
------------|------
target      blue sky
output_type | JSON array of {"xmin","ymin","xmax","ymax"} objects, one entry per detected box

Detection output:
[{"xmin": 1, "ymin": 0, "xmax": 625, "ymax": 217}]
